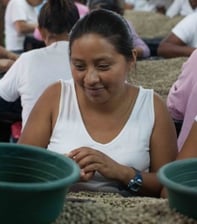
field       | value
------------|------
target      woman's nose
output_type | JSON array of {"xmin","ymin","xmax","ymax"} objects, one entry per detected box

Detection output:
[{"xmin": 84, "ymin": 68, "xmax": 99, "ymax": 84}]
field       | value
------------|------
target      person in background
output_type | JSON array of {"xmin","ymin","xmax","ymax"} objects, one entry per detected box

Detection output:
[
  {"xmin": 0, "ymin": 0, "xmax": 79, "ymax": 134},
  {"xmin": 167, "ymin": 49, "xmax": 197, "ymax": 150},
  {"xmin": 157, "ymin": 12, "xmax": 197, "ymax": 58},
  {"xmin": 75, "ymin": 0, "xmax": 89, "ymax": 17},
  {"xmin": 166, "ymin": 0, "xmax": 197, "ymax": 18},
  {"xmin": 4, "ymin": 0, "xmax": 43, "ymax": 54},
  {"xmin": 124, "ymin": 0, "xmax": 173, "ymax": 14},
  {"xmin": 32, "ymin": 0, "xmax": 46, "ymax": 41},
  {"xmin": 124, "ymin": 0, "xmax": 156, "ymax": 11},
  {"xmin": 0, "ymin": 43, "xmax": 21, "ymax": 142},
  {"xmin": 18, "ymin": 9, "xmax": 177, "ymax": 197},
  {"xmin": 87, "ymin": 0, "xmax": 150, "ymax": 59},
  {"xmin": 0, "ymin": 46, "xmax": 18, "ymax": 73},
  {"xmin": 33, "ymin": 0, "xmax": 89, "ymax": 42},
  {"xmin": 87, "ymin": 0, "xmax": 124, "ymax": 13}
]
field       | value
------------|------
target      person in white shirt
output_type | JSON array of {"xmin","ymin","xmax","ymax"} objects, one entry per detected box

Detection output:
[
  {"xmin": 157, "ymin": 12, "xmax": 197, "ymax": 58},
  {"xmin": 4, "ymin": 0, "xmax": 43, "ymax": 53},
  {"xmin": 124, "ymin": 0, "xmax": 173, "ymax": 13},
  {"xmin": 166, "ymin": 0, "xmax": 197, "ymax": 18},
  {"xmin": 0, "ymin": 0, "xmax": 79, "ymax": 130},
  {"xmin": 124, "ymin": 0, "xmax": 156, "ymax": 11}
]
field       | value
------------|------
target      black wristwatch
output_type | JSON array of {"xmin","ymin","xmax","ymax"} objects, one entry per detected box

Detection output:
[{"xmin": 127, "ymin": 169, "xmax": 143, "ymax": 193}]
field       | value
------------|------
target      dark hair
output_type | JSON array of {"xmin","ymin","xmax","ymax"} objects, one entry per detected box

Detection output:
[
  {"xmin": 38, "ymin": 0, "xmax": 80, "ymax": 34},
  {"xmin": 87, "ymin": 0, "xmax": 124, "ymax": 15},
  {"xmin": 69, "ymin": 9, "xmax": 134, "ymax": 61}
]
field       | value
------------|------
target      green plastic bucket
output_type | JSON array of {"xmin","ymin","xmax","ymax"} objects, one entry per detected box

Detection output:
[
  {"xmin": 157, "ymin": 158, "xmax": 197, "ymax": 220},
  {"xmin": 0, "ymin": 143, "xmax": 80, "ymax": 224}
]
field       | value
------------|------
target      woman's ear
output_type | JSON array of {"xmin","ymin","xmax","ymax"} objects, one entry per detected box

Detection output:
[
  {"xmin": 131, "ymin": 49, "xmax": 137, "ymax": 63},
  {"xmin": 127, "ymin": 49, "xmax": 137, "ymax": 82},
  {"xmin": 129, "ymin": 49, "xmax": 137, "ymax": 71}
]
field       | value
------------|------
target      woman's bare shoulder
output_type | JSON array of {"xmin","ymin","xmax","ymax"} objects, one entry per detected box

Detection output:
[{"xmin": 41, "ymin": 80, "xmax": 62, "ymax": 100}]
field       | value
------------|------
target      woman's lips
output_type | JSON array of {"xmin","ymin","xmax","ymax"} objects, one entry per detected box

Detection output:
[{"xmin": 85, "ymin": 87, "xmax": 104, "ymax": 96}]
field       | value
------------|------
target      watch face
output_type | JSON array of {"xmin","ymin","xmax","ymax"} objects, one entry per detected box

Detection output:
[{"xmin": 128, "ymin": 172, "xmax": 143, "ymax": 192}]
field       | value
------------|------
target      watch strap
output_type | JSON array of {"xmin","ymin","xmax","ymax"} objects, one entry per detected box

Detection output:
[{"xmin": 127, "ymin": 169, "xmax": 143, "ymax": 193}]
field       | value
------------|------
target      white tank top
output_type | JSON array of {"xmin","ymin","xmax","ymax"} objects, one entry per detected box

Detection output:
[{"xmin": 48, "ymin": 79, "xmax": 154, "ymax": 195}]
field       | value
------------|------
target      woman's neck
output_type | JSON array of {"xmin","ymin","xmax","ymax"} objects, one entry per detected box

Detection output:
[{"xmin": 45, "ymin": 33, "xmax": 69, "ymax": 46}]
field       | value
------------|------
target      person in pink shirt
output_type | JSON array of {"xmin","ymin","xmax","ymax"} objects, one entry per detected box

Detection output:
[
  {"xmin": 167, "ymin": 49, "xmax": 197, "ymax": 150},
  {"xmin": 75, "ymin": 1, "xmax": 89, "ymax": 17}
]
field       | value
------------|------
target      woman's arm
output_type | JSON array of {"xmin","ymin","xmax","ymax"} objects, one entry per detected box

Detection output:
[
  {"xmin": 166, "ymin": 0, "xmax": 181, "ymax": 18},
  {"xmin": 177, "ymin": 119, "xmax": 197, "ymax": 159},
  {"xmin": 142, "ymin": 93, "xmax": 177, "ymax": 196},
  {"xmin": 18, "ymin": 82, "xmax": 61, "ymax": 148},
  {"xmin": 157, "ymin": 33, "xmax": 195, "ymax": 58},
  {"xmin": 14, "ymin": 20, "xmax": 37, "ymax": 35},
  {"xmin": 0, "ymin": 46, "xmax": 18, "ymax": 60},
  {"xmin": 161, "ymin": 115, "xmax": 197, "ymax": 198},
  {"xmin": 0, "ymin": 59, "xmax": 15, "ymax": 73}
]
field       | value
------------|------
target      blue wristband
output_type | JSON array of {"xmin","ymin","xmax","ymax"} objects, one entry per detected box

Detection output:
[{"xmin": 127, "ymin": 169, "xmax": 143, "ymax": 193}]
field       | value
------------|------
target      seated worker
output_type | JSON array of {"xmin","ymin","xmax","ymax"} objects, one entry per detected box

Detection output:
[
  {"xmin": 167, "ymin": 49, "xmax": 197, "ymax": 150},
  {"xmin": 124, "ymin": 0, "xmax": 173, "ymax": 13},
  {"xmin": 157, "ymin": 13, "xmax": 197, "ymax": 58},
  {"xmin": 87, "ymin": 0, "xmax": 150, "ymax": 59},
  {"xmin": 18, "ymin": 9, "xmax": 177, "ymax": 197},
  {"xmin": 0, "ymin": 0, "xmax": 79, "ymax": 137},
  {"xmin": 4, "ymin": 0, "xmax": 43, "ymax": 54},
  {"xmin": 33, "ymin": 0, "xmax": 89, "ymax": 41},
  {"xmin": 166, "ymin": 0, "xmax": 197, "ymax": 18}
]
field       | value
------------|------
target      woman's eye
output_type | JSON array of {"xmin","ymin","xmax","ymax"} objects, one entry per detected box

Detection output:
[
  {"xmin": 74, "ymin": 64, "xmax": 86, "ymax": 71},
  {"xmin": 98, "ymin": 64, "xmax": 110, "ymax": 70}
]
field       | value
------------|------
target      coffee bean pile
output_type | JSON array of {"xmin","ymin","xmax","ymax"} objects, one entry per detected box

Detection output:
[
  {"xmin": 129, "ymin": 57, "xmax": 187, "ymax": 99},
  {"xmin": 124, "ymin": 11, "xmax": 183, "ymax": 39},
  {"xmin": 54, "ymin": 191, "xmax": 197, "ymax": 224}
]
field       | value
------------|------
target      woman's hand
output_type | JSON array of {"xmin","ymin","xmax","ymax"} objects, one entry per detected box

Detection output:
[{"xmin": 68, "ymin": 147, "xmax": 122, "ymax": 182}]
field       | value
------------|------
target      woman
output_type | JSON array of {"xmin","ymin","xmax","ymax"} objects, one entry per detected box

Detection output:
[{"xmin": 19, "ymin": 9, "xmax": 177, "ymax": 197}]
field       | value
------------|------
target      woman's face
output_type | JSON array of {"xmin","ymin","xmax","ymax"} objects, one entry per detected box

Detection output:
[{"xmin": 70, "ymin": 33, "xmax": 133, "ymax": 104}]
